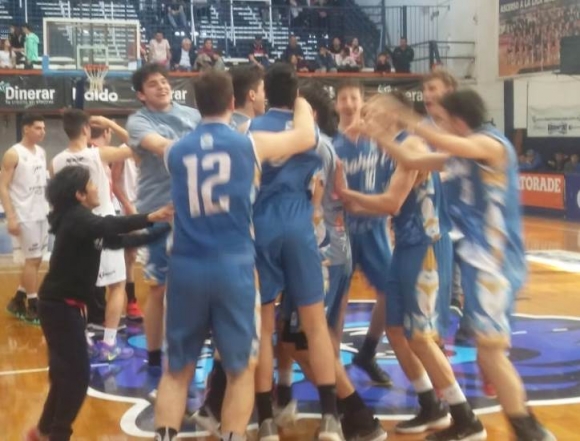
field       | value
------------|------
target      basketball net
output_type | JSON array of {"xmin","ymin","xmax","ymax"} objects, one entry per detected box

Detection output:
[{"xmin": 84, "ymin": 64, "xmax": 109, "ymax": 94}]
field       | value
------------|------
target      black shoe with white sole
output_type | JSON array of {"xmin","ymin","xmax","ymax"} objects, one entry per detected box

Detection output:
[{"xmin": 395, "ymin": 396, "xmax": 450, "ymax": 434}]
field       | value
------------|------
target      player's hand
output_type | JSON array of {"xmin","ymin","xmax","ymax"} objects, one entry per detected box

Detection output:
[
  {"xmin": 7, "ymin": 217, "xmax": 20, "ymax": 236},
  {"xmin": 333, "ymin": 160, "xmax": 348, "ymax": 198},
  {"xmin": 148, "ymin": 204, "xmax": 174, "ymax": 223},
  {"xmin": 124, "ymin": 203, "xmax": 138, "ymax": 216},
  {"xmin": 89, "ymin": 116, "xmax": 111, "ymax": 129}
]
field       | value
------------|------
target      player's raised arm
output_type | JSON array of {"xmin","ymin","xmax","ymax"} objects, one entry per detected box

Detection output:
[
  {"xmin": 252, "ymin": 97, "xmax": 317, "ymax": 162},
  {"xmin": 378, "ymin": 135, "xmax": 449, "ymax": 172},
  {"xmin": 126, "ymin": 112, "xmax": 174, "ymax": 157},
  {"xmin": 90, "ymin": 116, "xmax": 129, "ymax": 143},
  {"xmin": 98, "ymin": 145, "xmax": 134, "ymax": 164},
  {"xmin": 0, "ymin": 148, "xmax": 20, "ymax": 236}
]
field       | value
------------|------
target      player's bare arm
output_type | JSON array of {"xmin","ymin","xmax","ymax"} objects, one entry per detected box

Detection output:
[
  {"xmin": 0, "ymin": 148, "xmax": 20, "ymax": 236},
  {"xmin": 253, "ymin": 97, "xmax": 317, "ymax": 162},
  {"xmin": 98, "ymin": 145, "xmax": 134, "ymax": 164},
  {"xmin": 139, "ymin": 133, "xmax": 174, "ymax": 157},
  {"xmin": 90, "ymin": 116, "xmax": 129, "ymax": 143},
  {"xmin": 379, "ymin": 135, "xmax": 449, "ymax": 172},
  {"xmin": 111, "ymin": 162, "xmax": 136, "ymax": 215}
]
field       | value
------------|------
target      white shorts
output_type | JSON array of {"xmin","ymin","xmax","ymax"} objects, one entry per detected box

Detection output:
[
  {"xmin": 11, "ymin": 220, "xmax": 49, "ymax": 263},
  {"xmin": 96, "ymin": 248, "xmax": 127, "ymax": 287}
]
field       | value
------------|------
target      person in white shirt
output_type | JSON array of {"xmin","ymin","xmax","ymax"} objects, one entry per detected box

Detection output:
[
  {"xmin": 51, "ymin": 110, "xmax": 134, "ymax": 361},
  {"xmin": 0, "ymin": 114, "xmax": 49, "ymax": 323},
  {"xmin": 149, "ymin": 31, "xmax": 171, "ymax": 66}
]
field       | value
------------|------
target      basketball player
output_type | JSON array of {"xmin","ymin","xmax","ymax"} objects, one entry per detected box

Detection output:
[
  {"xmin": 193, "ymin": 63, "xmax": 267, "ymax": 433},
  {"xmin": 367, "ymin": 89, "xmax": 554, "ymax": 441},
  {"xmin": 126, "ymin": 63, "xmax": 201, "ymax": 371},
  {"xmin": 249, "ymin": 63, "xmax": 342, "ymax": 440},
  {"xmin": 51, "ymin": 110, "xmax": 134, "ymax": 361},
  {"xmin": 278, "ymin": 82, "xmax": 387, "ymax": 441},
  {"xmin": 25, "ymin": 165, "xmax": 172, "ymax": 441},
  {"xmin": 336, "ymin": 92, "xmax": 485, "ymax": 440},
  {"xmin": 1, "ymin": 114, "xmax": 48, "ymax": 324},
  {"xmin": 332, "ymin": 81, "xmax": 393, "ymax": 386},
  {"xmin": 154, "ymin": 71, "xmax": 320, "ymax": 441}
]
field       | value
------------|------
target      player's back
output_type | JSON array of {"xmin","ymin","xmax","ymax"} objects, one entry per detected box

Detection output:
[
  {"xmin": 167, "ymin": 122, "xmax": 258, "ymax": 258},
  {"xmin": 250, "ymin": 109, "xmax": 320, "ymax": 208}
]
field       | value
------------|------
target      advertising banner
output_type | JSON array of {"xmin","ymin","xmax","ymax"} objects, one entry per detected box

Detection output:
[
  {"xmin": 0, "ymin": 75, "xmax": 69, "ymax": 110},
  {"xmin": 519, "ymin": 172, "xmax": 565, "ymax": 210},
  {"xmin": 528, "ymin": 105, "xmax": 580, "ymax": 137},
  {"xmin": 498, "ymin": 0, "xmax": 580, "ymax": 77},
  {"xmin": 565, "ymin": 173, "xmax": 580, "ymax": 219}
]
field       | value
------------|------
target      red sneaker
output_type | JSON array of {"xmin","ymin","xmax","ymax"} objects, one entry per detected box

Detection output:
[
  {"xmin": 482, "ymin": 377, "xmax": 498, "ymax": 399},
  {"xmin": 126, "ymin": 300, "xmax": 143, "ymax": 322}
]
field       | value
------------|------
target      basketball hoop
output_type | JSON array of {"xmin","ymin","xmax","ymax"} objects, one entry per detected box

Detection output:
[{"xmin": 84, "ymin": 64, "xmax": 109, "ymax": 93}]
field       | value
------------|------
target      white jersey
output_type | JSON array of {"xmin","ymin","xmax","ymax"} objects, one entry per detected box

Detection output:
[
  {"xmin": 52, "ymin": 148, "xmax": 115, "ymax": 216},
  {"xmin": 121, "ymin": 157, "xmax": 138, "ymax": 205},
  {"xmin": 8, "ymin": 143, "xmax": 49, "ymax": 222}
]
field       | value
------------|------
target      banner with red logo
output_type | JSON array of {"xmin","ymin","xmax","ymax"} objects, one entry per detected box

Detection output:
[{"xmin": 519, "ymin": 173, "xmax": 565, "ymax": 210}]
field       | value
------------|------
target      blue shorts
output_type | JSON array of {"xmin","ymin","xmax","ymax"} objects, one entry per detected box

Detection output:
[
  {"xmin": 165, "ymin": 254, "xmax": 259, "ymax": 374},
  {"xmin": 143, "ymin": 223, "xmax": 172, "ymax": 286},
  {"xmin": 460, "ymin": 261, "xmax": 516, "ymax": 346},
  {"xmin": 350, "ymin": 223, "xmax": 392, "ymax": 295},
  {"xmin": 254, "ymin": 199, "xmax": 324, "ymax": 307},
  {"xmin": 386, "ymin": 234, "xmax": 452, "ymax": 340},
  {"xmin": 282, "ymin": 262, "xmax": 352, "ymax": 333}
]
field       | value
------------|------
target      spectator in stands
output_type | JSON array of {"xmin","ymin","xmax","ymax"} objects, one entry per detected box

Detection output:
[
  {"xmin": 391, "ymin": 36, "xmax": 414, "ymax": 73},
  {"xmin": 548, "ymin": 152, "xmax": 567, "ymax": 172},
  {"xmin": 22, "ymin": 24, "xmax": 39, "ymax": 69},
  {"xmin": 349, "ymin": 37, "xmax": 364, "ymax": 68},
  {"xmin": 564, "ymin": 154, "xmax": 580, "ymax": 173},
  {"xmin": 374, "ymin": 52, "xmax": 392, "ymax": 73},
  {"xmin": 8, "ymin": 25, "xmax": 24, "ymax": 65},
  {"xmin": 194, "ymin": 38, "xmax": 225, "ymax": 71},
  {"xmin": 167, "ymin": 1, "xmax": 188, "ymax": 30},
  {"xmin": 315, "ymin": 45, "xmax": 337, "ymax": 72},
  {"xmin": 289, "ymin": 54, "xmax": 309, "ymax": 72},
  {"xmin": 0, "ymin": 39, "xmax": 15, "ymax": 69},
  {"xmin": 519, "ymin": 149, "xmax": 542, "ymax": 171},
  {"xmin": 329, "ymin": 37, "xmax": 343, "ymax": 64},
  {"xmin": 149, "ymin": 31, "xmax": 171, "ymax": 67},
  {"xmin": 288, "ymin": 0, "xmax": 304, "ymax": 28},
  {"xmin": 312, "ymin": 0, "xmax": 329, "ymax": 32},
  {"xmin": 282, "ymin": 35, "xmax": 304, "ymax": 63},
  {"xmin": 249, "ymin": 35, "xmax": 270, "ymax": 69},
  {"xmin": 336, "ymin": 46, "xmax": 359, "ymax": 72},
  {"xmin": 172, "ymin": 38, "xmax": 196, "ymax": 71}
]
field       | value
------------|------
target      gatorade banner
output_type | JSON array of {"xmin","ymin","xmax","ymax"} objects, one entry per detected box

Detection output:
[
  {"xmin": 0, "ymin": 75, "xmax": 69, "ymax": 110},
  {"xmin": 565, "ymin": 174, "xmax": 580, "ymax": 220},
  {"xmin": 519, "ymin": 172, "xmax": 565, "ymax": 210}
]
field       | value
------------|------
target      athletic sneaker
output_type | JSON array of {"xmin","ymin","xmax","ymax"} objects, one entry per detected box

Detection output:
[
  {"xmin": 425, "ymin": 417, "xmax": 487, "ymax": 441},
  {"xmin": 274, "ymin": 399, "xmax": 298, "ymax": 428},
  {"xmin": 450, "ymin": 298, "xmax": 463, "ymax": 318},
  {"xmin": 352, "ymin": 354, "xmax": 393, "ymax": 387},
  {"xmin": 24, "ymin": 298, "xmax": 40, "ymax": 325},
  {"xmin": 454, "ymin": 325, "xmax": 471, "ymax": 345},
  {"xmin": 396, "ymin": 400, "xmax": 450, "ymax": 434},
  {"xmin": 510, "ymin": 413, "xmax": 556, "ymax": 441},
  {"xmin": 126, "ymin": 300, "xmax": 143, "ymax": 322},
  {"xmin": 94, "ymin": 341, "xmax": 134, "ymax": 362},
  {"xmin": 23, "ymin": 426, "xmax": 47, "ymax": 441},
  {"xmin": 342, "ymin": 412, "xmax": 387, "ymax": 441},
  {"xmin": 257, "ymin": 418, "xmax": 279, "ymax": 441},
  {"xmin": 6, "ymin": 291, "xmax": 26, "ymax": 318},
  {"xmin": 319, "ymin": 414, "xmax": 346, "ymax": 441},
  {"xmin": 481, "ymin": 379, "xmax": 497, "ymax": 399},
  {"xmin": 190, "ymin": 405, "xmax": 221, "ymax": 436}
]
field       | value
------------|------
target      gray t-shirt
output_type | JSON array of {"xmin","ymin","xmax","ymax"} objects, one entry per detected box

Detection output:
[
  {"xmin": 127, "ymin": 103, "xmax": 201, "ymax": 212},
  {"xmin": 317, "ymin": 133, "xmax": 351, "ymax": 267}
]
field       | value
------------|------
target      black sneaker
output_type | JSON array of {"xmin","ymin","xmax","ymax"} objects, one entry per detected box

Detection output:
[
  {"xmin": 396, "ymin": 400, "xmax": 450, "ymax": 434},
  {"xmin": 510, "ymin": 413, "xmax": 556, "ymax": 441},
  {"xmin": 6, "ymin": 291, "xmax": 26, "ymax": 318},
  {"xmin": 454, "ymin": 325, "xmax": 472, "ymax": 345},
  {"xmin": 24, "ymin": 298, "xmax": 40, "ymax": 325},
  {"xmin": 352, "ymin": 354, "xmax": 393, "ymax": 387},
  {"xmin": 425, "ymin": 417, "xmax": 487, "ymax": 441},
  {"xmin": 342, "ymin": 410, "xmax": 387, "ymax": 441}
]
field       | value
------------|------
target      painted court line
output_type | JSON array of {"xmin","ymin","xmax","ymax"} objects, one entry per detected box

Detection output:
[{"xmin": 0, "ymin": 363, "xmax": 109, "ymax": 377}]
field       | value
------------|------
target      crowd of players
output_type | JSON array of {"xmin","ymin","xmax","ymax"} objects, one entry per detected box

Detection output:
[{"xmin": 0, "ymin": 62, "xmax": 557, "ymax": 441}]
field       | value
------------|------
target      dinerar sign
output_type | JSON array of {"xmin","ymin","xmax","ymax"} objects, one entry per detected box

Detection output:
[{"xmin": 0, "ymin": 75, "xmax": 69, "ymax": 110}]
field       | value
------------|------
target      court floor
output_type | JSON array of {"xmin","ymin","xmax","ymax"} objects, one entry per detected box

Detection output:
[{"xmin": 1, "ymin": 215, "xmax": 579, "ymax": 440}]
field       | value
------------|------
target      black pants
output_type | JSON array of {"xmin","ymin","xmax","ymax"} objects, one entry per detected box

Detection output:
[
  {"xmin": 38, "ymin": 299, "xmax": 91, "ymax": 441},
  {"xmin": 86, "ymin": 286, "xmax": 106, "ymax": 325}
]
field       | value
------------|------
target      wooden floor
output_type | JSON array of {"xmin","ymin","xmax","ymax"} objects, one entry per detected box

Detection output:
[{"xmin": 1, "ymin": 216, "xmax": 579, "ymax": 440}]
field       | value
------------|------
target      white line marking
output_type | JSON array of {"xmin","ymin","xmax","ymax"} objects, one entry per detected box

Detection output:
[
  {"xmin": 512, "ymin": 331, "xmax": 527, "ymax": 335},
  {"xmin": 0, "ymin": 367, "xmax": 47, "ymax": 376}
]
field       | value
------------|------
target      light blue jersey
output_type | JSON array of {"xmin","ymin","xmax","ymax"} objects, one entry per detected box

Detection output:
[
  {"xmin": 127, "ymin": 102, "xmax": 201, "ymax": 213},
  {"xmin": 445, "ymin": 125, "xmax": 527, "ymax": 291},
  {"xmin": 166, "ymin": 122, "xmax": 259, "ymax": 258},
  {"xmin": 333, "ymin": 132, "xmax": 393, "ymax": 233},
  {"xmin": 231, "ymin": 111, "xmax": 251, "ymax": 131}
]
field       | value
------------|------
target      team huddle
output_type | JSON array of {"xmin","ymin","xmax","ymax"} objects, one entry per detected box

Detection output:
[{"xmin": 1, "ymin": 63, "xmax": 556, "ymax": 441}]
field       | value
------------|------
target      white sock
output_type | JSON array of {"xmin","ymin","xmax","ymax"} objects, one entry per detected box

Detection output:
[
  {"xmin": 441, "ymin": 382, "xmax": 467, "ymax": 405},
  {"xmin": 278, "ymin": 369, "xmax": 293, "ymax": 387},
  {"xmin": 103, "ymin": 328, "xmax": 117, "ymax": 347},
  {"xmin": 411, "ymin": 372, "xmax": 433, "ymax": 393},
  {"xmin": 17, "ymin": 285, "xmax": 25, "ymax": 293},
  {"xmin": 26, "ymin": 293, "xmax": 37, "ymax": 300}
]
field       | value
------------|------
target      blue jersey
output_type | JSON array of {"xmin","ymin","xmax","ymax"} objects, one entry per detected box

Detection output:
[
  {"xmin": 445, "ymin": 125, "xmax": 526, "ymax": 290},
  {"xmin": 166, "ymin": 122, "xmax": 259, "ymax": 257},
  {"xmin": 391, "ymin": 132, "xmax": 451, "ymax": 248},
  {"xmin": 127, "ymin": 103, "xmax": 201, "ymax": 213},
  {"xmin": 249, "ymin": 109, "xmax": 321, "ymax": 208},
  {"xmin": 333, "ymin": 131, "xmax": 393, "ymax": 233}
]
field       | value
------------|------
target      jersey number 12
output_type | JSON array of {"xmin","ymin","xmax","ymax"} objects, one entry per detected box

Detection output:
[{"xmin": 183, "ymin": 153, "xmax": 231, "ymax": 217}]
